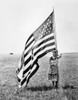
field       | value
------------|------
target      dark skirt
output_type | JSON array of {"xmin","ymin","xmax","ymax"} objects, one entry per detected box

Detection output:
[{"xmin": 48, "ymin": 65, "xmax": 59, "ymax": 81}]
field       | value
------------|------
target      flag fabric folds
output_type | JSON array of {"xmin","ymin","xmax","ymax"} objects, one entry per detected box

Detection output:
[{"xmin": 17, "ymin": 9, "xmax": 57, "ymax": 89}]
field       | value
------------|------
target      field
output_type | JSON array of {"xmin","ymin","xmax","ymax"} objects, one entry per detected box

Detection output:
[{"xmin": 0, "ymin": 53, "xmax": 78, "ymax": 100}]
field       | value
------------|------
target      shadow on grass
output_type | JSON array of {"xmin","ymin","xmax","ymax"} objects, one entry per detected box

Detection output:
[
  {"xmin": 26, "ymin": 85, "xmax": 55, "ymax": 91},
  {"xmin": 63, "ymin": 85, "xmax": 77, "ymax": 89},
  {"xmin": 62, "ymin": 85, "xmax": 78, "ymax": 100}
]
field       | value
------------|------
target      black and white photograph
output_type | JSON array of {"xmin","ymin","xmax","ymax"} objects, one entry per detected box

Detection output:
[{"xmin": 0, "ymin": 0, "xmax": 78, "ymax": 100}]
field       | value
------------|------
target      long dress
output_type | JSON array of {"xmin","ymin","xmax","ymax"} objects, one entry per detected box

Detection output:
[{"xmin": 48, "ymin": 58, "xmax": 59, "ymax": 82}]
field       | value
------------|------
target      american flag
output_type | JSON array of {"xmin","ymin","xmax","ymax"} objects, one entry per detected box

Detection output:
[{"xmin": 17, "ymin": 9, "xmax": 57, "ymax": 89}]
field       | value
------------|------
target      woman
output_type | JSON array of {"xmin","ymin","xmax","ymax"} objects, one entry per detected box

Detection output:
[{"xmin": 48, "ymin": 50, "xmax": 62, "ymax": 88}]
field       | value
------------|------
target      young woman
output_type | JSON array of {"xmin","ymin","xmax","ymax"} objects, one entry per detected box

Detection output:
[{"xmin": 48, "ymin": 50, "xmax": 62, "ymax": 88}]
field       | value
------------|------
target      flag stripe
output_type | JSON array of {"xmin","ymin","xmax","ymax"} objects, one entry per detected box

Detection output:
[
  {"xmin": 24, "ymin": 52, "xmax": 31, "ymax": 62},
  {"xmin": 25, "ymin": 34, "xmax": 33, "ymax": 45},
  {"xmin": 17, "ymin": 77, "xmax": 21, "ymax": 82},
  {"xmin": 24, "ymin": 39, "xmax": 35, "ymax": 61},
  {"xmin": 17, "ymin": 67, "xmax": 24, "ymax": 82},
  {"xmin": 23, "ymin": 65, "xmax": 31, "ymax": 75},
  {"xmin": 25, "ymin": 35, "xmax": 35, "ymax": 52},
  {"xmin": 34, "ymin": 42, "xmax": 55, "ymax": 56},
  {"xmin": 32, "ymin": 48, "xmax": 56, "ymax": 66},
  {"xmin": 32, "ymin": 45, "xmax": 56, "ymax": 64},
  {"xmin": 21, "ymin": 77, "xmax": 26, "ymax": 85},
  {"xmin": 24, "ymin": 41, "xmax": 35, "ymax": 56},
  {"xmin": 25, "ymin": 63, "xmax": 39, "ymax": 85},
  {"xmin": 34, "ymin": 35, "xmax": 54, "ymax": 49},
  {"xmin": 33, "ymin": 35, "xmax": 54, "ymax": 53},
  {"xmin": 38, "ymin": 48, "xmax": 55, "ymax": 59},
  {"xmin": 33, "ymin": 39, "xmax": 55, "ymax": 53},
  {"xmin": 34, "ymin": 33, "xmax": 54, "ymax": 47},
  {"xmin": 24, "ymin": 56, "xmax": 31, "ymax": 66},
  {"xmin": 24, "ymin": 60, "xmax": 32, "ymax": 72},
  {"xmin": 23, "ymin": 58, "xmax": 34, "ymax": 76},
  {"xmin": 21, "ymin": 64, "xmax": 37, "ymax": 85},
  {"xmin": 21, "ymin": 69, "xmax": 31, "ymax": 86},
  {"xmin": 23, "ymin": 57, "xmax": 38, "ymax": 76},
  {"xmin": 24, "ymin": 38, "xmax": 35, "ymax": 53}
]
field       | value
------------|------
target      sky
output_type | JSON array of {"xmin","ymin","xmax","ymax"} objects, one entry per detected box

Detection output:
[{"xmin": 0, "ymin": 0, "xmax": 78, "ymax": 54}]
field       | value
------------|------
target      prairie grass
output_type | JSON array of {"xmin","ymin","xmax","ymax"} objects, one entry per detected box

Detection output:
[{"xmin": 0, "ymin": 53, "xmax": 78, "ymax": 100}]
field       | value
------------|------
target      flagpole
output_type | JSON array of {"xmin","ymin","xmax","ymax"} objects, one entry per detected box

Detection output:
[
  {"xmin": 53, "ymin": 7, "xmax": 58, "ymax": 50},
  {"xmin": 53, "ymin": 7, "xmax": 60, "ymax": 88}
]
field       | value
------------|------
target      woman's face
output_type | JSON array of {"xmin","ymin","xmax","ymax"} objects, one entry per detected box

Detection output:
[{"xmin": 53, "ymin": 50, "xmax": 58, "ymax": 57}]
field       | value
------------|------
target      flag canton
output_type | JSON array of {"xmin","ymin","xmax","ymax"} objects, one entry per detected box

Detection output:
[{"xmin": 33, "ymin": 13, "xmax": 53, "ymax": 41}]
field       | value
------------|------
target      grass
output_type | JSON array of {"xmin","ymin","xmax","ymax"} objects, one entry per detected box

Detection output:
[{"xmin": 0, "ymin": 53, "xmax": 78, "ymax": 100}]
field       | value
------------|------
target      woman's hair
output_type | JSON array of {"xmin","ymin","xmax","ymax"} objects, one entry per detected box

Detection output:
[
  {"xmin": 53, "ymin": 50, "xmax": 58, "ymax": 58},
  {"xmin": 50, "ymin": 56, "xmax": 54, "ymax": 60}
]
